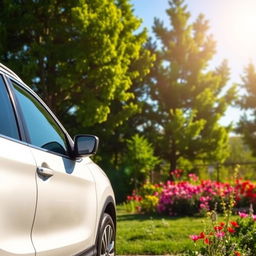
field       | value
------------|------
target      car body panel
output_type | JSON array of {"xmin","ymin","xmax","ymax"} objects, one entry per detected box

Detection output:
[
  {"xmin": 0, "ymin": 136, "xmax": 36, "ymax": 256},
  {"xmin": 30, "ymin": 148, "xmax": 97, "ymax": 256},
  {"xmin": 88, "ymin": 164, "xmax": 115, "ymax": 243}
]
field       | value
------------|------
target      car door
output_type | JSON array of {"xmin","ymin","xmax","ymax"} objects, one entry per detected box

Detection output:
[
  {"xmin": 9, "ymin": 80, "xmax": 97, "ymax": 256},
  {"xmin": 0, "ymin": 75, "xmax": 37, "ymax": 256}
]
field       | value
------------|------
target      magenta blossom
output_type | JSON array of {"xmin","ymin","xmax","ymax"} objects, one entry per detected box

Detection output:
[
  {"xmin": 189, "ymin": 234, "xmax": 200, "ymax": 242},
  {"xmin": 215, "ymin": 231, "xmax": 225, "ymax": 238},
  {"xmin": 238, "ymin": 212, "xmax": 248, "ymax": 218}
]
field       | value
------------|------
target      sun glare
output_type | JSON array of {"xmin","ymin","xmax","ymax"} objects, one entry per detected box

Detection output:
[{"xmin": 226, "ymin": 1, "xmax": 256, "ymax": 57}]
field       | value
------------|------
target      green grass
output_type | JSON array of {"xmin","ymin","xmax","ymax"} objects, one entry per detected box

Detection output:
[
  {"xmin": 116, "ymin": 205, "xmax": 204, "ymax": 255},
  {"xmin": 116, "ymin": 205, "xmax": 234, "ymax": 255}
]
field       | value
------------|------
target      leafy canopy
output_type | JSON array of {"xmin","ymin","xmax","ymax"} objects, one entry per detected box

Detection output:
[
  {"xmin": 237, "ymin": 63, "xmax": 256, "ymax": 157},
  {"xmin": 147, "ymin": 0, "xmax": 236, "ymax": 170},
  {"xmin": 0, "ymin": 0, "xmax": 151, "ymax": 131}
]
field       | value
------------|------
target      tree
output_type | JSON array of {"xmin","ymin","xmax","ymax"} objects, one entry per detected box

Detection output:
[
  {"xmin": 145, "ymin": 0, "xmax": 236, "ymax": 171},
  {"xmin": 237, "ymin": 63, "xmax": 256, "ymax": 156},
  {"xmin": 125, "ymin": 134, "xmax": 159, "ymax": 189},
  {"xmin": 0, "ymin": 0, "xmax": 152, "ymax": 134},
  {"xmin": 87, "ymin": 43, "xmax": 155, "ymax": 171}
]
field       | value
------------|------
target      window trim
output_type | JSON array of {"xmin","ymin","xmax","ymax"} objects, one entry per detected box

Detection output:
[
  {"xmin": 0, "ymin": 73, "xmax": 24, "ymax": 141},
  {"xmin": 6, "ymin": 76, "xmax": 75, "ymax": 159}
]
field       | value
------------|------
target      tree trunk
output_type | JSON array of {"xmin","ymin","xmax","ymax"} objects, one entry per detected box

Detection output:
[{"xmin": 170, "ymin": 151, "xmax": 177, "ymax": 172}]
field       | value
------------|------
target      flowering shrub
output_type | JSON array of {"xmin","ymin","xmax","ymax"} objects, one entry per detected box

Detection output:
[
  {"xmin": 126, "ymin": 183, "xmax": 162, "ymax": 213},
  {"xmin": 170, "ymin": 169, "xmax": 184, "ymax": 181},
  {"xmin": 157, "ymin": 180, "xmax": 202, "ymax": 216},
  {"xmin": 125, "ymin": 194, "xmax": 142, "ymax": 213},
  {"xmin": 126, "ymin": 171, "xmax": 256, "ymax": 216},
  {"xmin": 187, "ymin": 210, "xmax": 256, "ymax": 256},
  {"xmin": 187, "ymin": 168, "xmax": 256, "ymax": 256},
  {"xmin": 235, "ymin": 179, "xmax": 256, "ymax": 209}
]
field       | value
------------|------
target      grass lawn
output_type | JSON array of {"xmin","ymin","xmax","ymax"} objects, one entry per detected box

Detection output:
[{"xmin": 116, "ymin": 205, "xmax": 232, "ymax": 255}]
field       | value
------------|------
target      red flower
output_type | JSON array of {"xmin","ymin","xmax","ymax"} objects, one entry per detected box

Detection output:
[
  {"xmin": 230, "ymin": 221, "xmax": 239, "ymax": 228},
  {"xmin": 199, "ymin": 232, "xmax": 205, "ymax": 239},
  {"xmin": 214, "ymin": 226, "xmax": 223, "ymax": 231},
  {"xmin": 228, "ymin": 227, "xmax": 235, "ymax": 233},
  {"xmin": 234, "ymin": 251, "xmax": 241, "ymax": 256},
  {"xmin": 220, "ymin": 222, "xmax": 225, "ymax": 227},
  {"xmin": 204, "ymin": 237, "xmax": 210, "ymax": 244}
]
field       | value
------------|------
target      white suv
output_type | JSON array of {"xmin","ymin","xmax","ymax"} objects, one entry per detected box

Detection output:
[{"xmin": 0, "ymin": 63, "xmax": 116, "ymax": 256}]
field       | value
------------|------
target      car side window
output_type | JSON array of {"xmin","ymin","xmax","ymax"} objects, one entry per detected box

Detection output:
[
  {"xmin": 12, "ymin": 81, "xmax": 69, "ymax": 156},
  {"xmin": 0, "ymin": 75, "xmax": 20, "ymax": 140}
]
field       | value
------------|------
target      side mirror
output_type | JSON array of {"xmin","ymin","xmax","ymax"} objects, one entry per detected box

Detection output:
[{"xmin": 74, "ymin": 135, "xmax": 99, "ymax": 157}]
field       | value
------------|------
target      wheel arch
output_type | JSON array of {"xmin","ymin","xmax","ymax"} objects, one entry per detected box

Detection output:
[
  {"xmin": 104, "ymin": 200, "xmax": 116, "ymax": 228},
  {"xmin": 95, "ymin": 196, "xmax": 116, "ymax": 245}
]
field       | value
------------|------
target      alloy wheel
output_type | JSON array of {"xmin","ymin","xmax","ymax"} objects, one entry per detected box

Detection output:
[{"xmin": 100, "ymin": 224, "xmax": 115, "ymax": 256}]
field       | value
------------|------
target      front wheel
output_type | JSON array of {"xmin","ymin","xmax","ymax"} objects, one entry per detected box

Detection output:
[{"xmin": 97, "ymin": 213, "xmax": 116, "ymax": 256}]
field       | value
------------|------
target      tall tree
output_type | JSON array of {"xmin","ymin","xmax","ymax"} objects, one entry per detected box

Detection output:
[
  {"xmin": 147, "ymin": 0, "xmax": 236, "ymax": 171},
  {"xmin": 88, "ymin": 43, "xmax": 155, "ymax": 170},
  {"xmin": 0, "ymin": 0, "xmax": 152, "ymax": 133},
  {"xmin": 237, "ymin": 63, "xmax": 256, "ymax": 156}
]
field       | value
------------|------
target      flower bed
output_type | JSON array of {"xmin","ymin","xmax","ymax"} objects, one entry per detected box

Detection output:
[{"xmin": 126, "ymin": 171, "xmax": 256, "ymax": 216}]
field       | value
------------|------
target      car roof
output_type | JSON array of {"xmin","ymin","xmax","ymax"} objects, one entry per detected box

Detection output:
[{"xmin": 0, "ymin": 63, "xmax": 23, "ymax": 83}]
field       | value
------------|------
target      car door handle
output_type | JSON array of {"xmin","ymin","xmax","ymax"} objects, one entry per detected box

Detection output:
[{"xmin": 37, "ymin": 166, "xmax": 54, "ymax": 177}]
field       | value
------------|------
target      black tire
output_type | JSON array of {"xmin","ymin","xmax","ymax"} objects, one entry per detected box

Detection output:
[{"xmin": 97, "ymin": 213, "xmax": 116, "ymax": 256}]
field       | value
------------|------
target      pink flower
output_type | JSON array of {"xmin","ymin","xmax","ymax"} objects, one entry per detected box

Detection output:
[
  {"xmin": 188, "ymin": 173, "xmax": 199, "ymax": 181},
  {"xmin": 215, "ymin": 231, "xmax": 225, "ymax": 238},
  {"xmin": 252, "ymin": 214, "xmax": 256, "ymax": 221},
  {"xmin": 238, "ymin": 212, "xmax": 248, "ymax": 218},
  {"xmin": 189, "ymin": 235, "xmax": 200, "ymax": 242},
  {"xmin": 127, "ymin": 195, "xmax": 132, "ymax": 201}
]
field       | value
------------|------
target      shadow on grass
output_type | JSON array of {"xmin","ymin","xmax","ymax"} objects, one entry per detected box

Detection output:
[{"xmin": 117, "ymin": 212, "xmax": 189, "ymax": 222}]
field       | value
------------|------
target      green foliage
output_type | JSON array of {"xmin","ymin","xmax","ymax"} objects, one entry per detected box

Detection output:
[
  {"xmin": 0, "ymin": 0, "xmax": 152, "ymax": 133},
  {"xmin": 225, "ymin": 136, "xmax": 256, "ymax": 180},
  {"xmin": 143, "ymin": 0, "xmax": 236, "ymax": 170},
  {"xmin": 125, "ymin": 134, "xmax": 159, "ymax": 188},
  {"xmin": 237, "ymin": 63, "xmax": 256, "ymax": 159},
  {"xmin": 232, "ymin": 216, "xmax": 256, "ymax": 255}
]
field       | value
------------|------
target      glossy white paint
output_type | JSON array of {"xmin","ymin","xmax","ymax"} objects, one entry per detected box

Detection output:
[
  {"xmin": 0, "ymin": 136, "xmax": 36, "ymax": 256},
  {"xmin": 30, "ymin": 148, "xmax": 97, "ymax": 256},
  {"xmin": 88, "ymin": 164, "xmax": 115, "ymax": 243}
]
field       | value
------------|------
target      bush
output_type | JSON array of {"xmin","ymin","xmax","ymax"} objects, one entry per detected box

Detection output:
[
  {"xmin": 187, "ymin": 208, "xmax": 256, "ymax": 255},
  {"xmin": 126, "ymin": 182, "xmax": 162, "ymax": 213}
]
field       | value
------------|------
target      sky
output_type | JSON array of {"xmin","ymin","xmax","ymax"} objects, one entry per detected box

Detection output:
[{"xmin": 131, "ymin": 0, "xmax": 256, "ymax": 126}]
